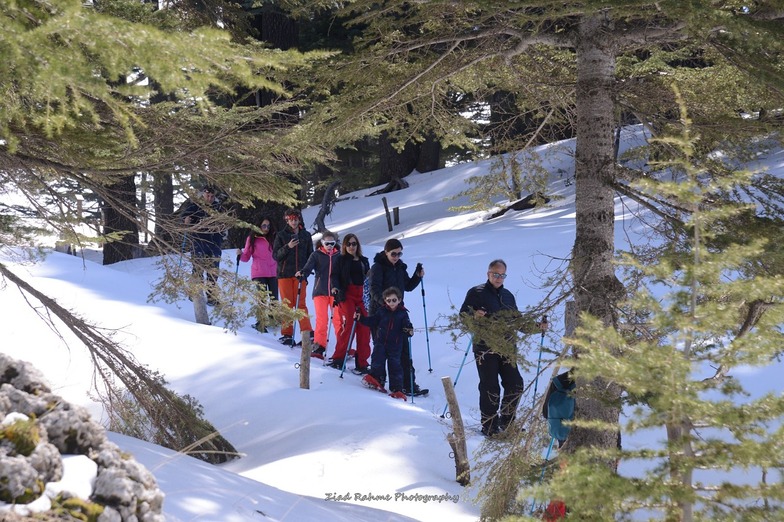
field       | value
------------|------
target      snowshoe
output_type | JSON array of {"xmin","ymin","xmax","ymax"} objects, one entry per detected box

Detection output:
[
  {"xmin": 279, "ymin": 335, "xmax": 294, "ymax": 346},
  {"xmin": 389, "ymin": 390, "xmax": 408, "ymax": 401},
  {"xmin": 351, "ymin": 366, "xmax": 371, "ymax": 376},
  {"xmin": 311, "ymin": 345, "xmax": 326, "ymax": 360},
  {"xmin": 361, "ymin": 374, "xmax": 387, "ymax": 394},
  {"xmin": 403, "ymin": 385, "xmax": 429, "ymax": 397}
]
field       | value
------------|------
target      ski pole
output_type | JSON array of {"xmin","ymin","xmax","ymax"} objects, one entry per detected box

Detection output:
[
  {"xmin": 418, "ymin": 265, "xmax": 432, "ymax": 373},
  {"xmin": 340, "ymin": 307, "xmax": 360, "ymax": 379},
  {"xmin": 529, "ymin": 436, "xmax": 557, "ymax": 516},
  {"xmin": 408, "ymin": 336, "xmax": 415, "ymax": 404},
  {"xmin": 323, "ymin": 301, "xmax": 333, "ymax": 366},
  {"xmin": 178, "ymin": 233, "xmax": 188, "ymax": 269},
  {"xmin": 441, "ymin": 337, "xmax": 473, "ymax": 418},
  {"xmin": 531, "ymin": 315, "xmax": 548, "ymax": 408},
  {"xmin": 292, "ymin": 277, "xmax": 303, "ymax": 348},
  {"xmin": 234, "ymin": 253, "xmax": 241, "ymax": 285}
]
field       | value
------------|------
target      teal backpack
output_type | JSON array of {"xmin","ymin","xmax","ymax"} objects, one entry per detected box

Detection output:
[{"xmin": 543, "ymin": 371, "xmax": 575, "ymax": 444}]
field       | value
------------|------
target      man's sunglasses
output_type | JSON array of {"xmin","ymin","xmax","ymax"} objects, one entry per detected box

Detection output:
[{"xmin": 388, "ymin": 251, "xmax": 403, "ymax": 258}]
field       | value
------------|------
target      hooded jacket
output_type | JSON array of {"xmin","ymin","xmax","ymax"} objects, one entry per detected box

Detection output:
[{"xmin": 368, "ymin": 251, "xmax": 422, "ymax": 314}]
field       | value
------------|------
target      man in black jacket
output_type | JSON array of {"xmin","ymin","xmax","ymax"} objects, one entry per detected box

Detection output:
[{"xmin": 460, "ymin": 259, "xmax": 545, "ymax": 437}]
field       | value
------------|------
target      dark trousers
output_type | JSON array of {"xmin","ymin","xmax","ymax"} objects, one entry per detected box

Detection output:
[
  {"xmin": 475, "ymin": 350, "xmax": 524, "ymax": 431},
  {"xmin": 192, "ymin": 255, "xmax": 220, "ymax": 301},
  {"xmin": 252, "ymin": 277, "xmax": 278, "ymax": 327},
  {"xmin": 373, "ymin": 328, "xmax": 418, "ymax": 390},
  {"xmin": 370, "ymin": 341, "xmax": 403, "ymax": 392}
]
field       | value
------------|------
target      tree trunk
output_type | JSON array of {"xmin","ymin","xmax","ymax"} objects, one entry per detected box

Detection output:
[
  {"xmin": 102, "ymin": 175, "xmax": 139, "ymax": 265},
  {"xmin": 416, "ymin": 132, "xmax": 442, "ymax": 173},
  {"xmin": 378, "ymin": 131, "xmax": 419, "ymax": 185},
  {"xmin": 562, "ymin": 13, "xmax": 624, "ymax": 467},
  {"xmin": 152, "ymin": 172, "xmax": 174, "ymax": 249}
]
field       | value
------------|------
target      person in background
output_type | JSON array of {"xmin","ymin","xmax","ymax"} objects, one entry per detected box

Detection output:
[
  {"xmin": 182, "ymin": 185, "xmax": 225, "ymax": 306},
  {"xmin": 356, "ymin": 287, "xmax": 414, "ymax": 401},
  {"xmin": 330, "ymin": 233, "xmax": 371, "ymax": 372},
  {"xmin": 272, "ymin": 209, "xmax": 314, "ymax": 346},
  {"xmin": 459, "ymin": 258, "xmax": 548, "ymax": 437},
  {"xmin": 296, "ymin": 231, "xmax": 341, "ymax": 360},
  {"xmin": 368, "ymin": 238, "xmax": 426, "ymax": 396},
  {"xmin": 237, "ymin": 216, "xmax": 278, "ymax": 333}
]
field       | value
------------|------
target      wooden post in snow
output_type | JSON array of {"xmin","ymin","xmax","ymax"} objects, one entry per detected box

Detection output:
[
  {"xmin": 442, "ymin": 376, "xmax": 470, "ymax": 485},
  {"xmin": 299, "ymin": 334, "xmax": 312, "ymax": 389},
  {"xmin": 382, "ymin": 197, "xmax": 394, "ymax": 232}
]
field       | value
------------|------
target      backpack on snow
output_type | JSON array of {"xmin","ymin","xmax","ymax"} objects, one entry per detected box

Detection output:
[{"xmin": 542, "ymin": 371, "xmax": 575, "ymax": 444}]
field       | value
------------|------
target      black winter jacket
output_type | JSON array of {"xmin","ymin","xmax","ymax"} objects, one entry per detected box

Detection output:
[
  {"xmin": 181, "ymin": 200, "xmax": 225, "ymax": 257},
  {"xmin": 272, "ymin": 226, "xmax": 314, "ymax": 278},
  {"xmin": 368, "ymin": 251, "xmax": 422, "ymax": 314},
  {"xmin": 459, "ymin": 281, "xmax": 521, "ymax": 354}
]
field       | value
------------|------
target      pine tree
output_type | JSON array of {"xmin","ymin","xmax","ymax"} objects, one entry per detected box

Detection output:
[{"xmin": 532, "ymin": 89, "xmax": 784, "ymax": 521}]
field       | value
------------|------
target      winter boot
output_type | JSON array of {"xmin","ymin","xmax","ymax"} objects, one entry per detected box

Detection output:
[{"xmin": 311, "ymin": 344, "xmax": 326, "ymax": 360}]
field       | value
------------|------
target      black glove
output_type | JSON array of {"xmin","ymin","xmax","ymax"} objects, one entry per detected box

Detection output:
[
  {"xmin": 403, "ymin": 323, "xmax": 414, "ymax": 337},
  {"xmin": 332, "ymin": 288, "xmax": 344, "ymax": 305},
  {"xmin": 415, "ymin": 262, "xmax": 423, "ymax": 275}
]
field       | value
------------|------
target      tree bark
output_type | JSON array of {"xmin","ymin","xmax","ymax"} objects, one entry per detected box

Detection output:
[
  {"xmin": 562, "ymin": 13, "xmax": 624, "ymax": 467},
  {"xmin": 152, "ymin": 172, "xmax": 174, "ymax": 249},
  {"xmin": 102, "ymin": 175, "xmax": 139, "ymax": 265},
  {"xmin": 416, "ymin": 132, "xmax": 442, "ymax": 173},
  {"xmin": 378, "ymin": 130, "xmax": 418, "ymax": 185}
]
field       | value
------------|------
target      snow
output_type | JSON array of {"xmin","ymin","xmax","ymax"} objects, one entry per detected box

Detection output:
[{"xmin": 2, "ymin": 126, "xmax": 782, "ymax": 521}]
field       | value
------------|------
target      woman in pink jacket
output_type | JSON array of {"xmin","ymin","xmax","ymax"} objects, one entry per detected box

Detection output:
[{"xmin": 238, "ymin": 216, "xmax": 278, "ymax": 332}]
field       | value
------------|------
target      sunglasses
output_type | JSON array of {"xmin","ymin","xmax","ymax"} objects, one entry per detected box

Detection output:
[
  {"xmin": 260, "ymin": 224, "xmax": 270, "ymax": 229},
  {"xmin": 385, "ymin": 297, "xmax": 400, "ymax": 303},
  {"xmin": 489, "ymin": 272, "xmax": 507, "ymax": 279},
  {"xmin": 388, "ymin": 251, "xmax": 403, "ymax": 258},
  {"xmin": 285, "ymin": 215, "xmax": 299, "ymax": 221},
  {"xmin": 346, "ymin": 241, "xmax": 358, "ymax": 247},
  {"xmin": 323, "ymin": 241, "xmax": 336, "ymax": 247}
]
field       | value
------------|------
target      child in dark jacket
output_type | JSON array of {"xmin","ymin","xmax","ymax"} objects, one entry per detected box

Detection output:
[{"xmin": 356, "ymin": 287, "xmax": 413, "ymax": 401}]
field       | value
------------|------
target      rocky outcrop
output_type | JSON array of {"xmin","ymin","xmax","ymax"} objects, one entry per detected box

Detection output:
[{"xmin": 0, "ymin": 354, "xmax": 164, "ymax": 521}]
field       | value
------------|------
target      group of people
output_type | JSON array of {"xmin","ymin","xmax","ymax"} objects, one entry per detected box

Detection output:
[
  {"xmin": 186, "ymin": 187, "xmax": 546, "ymax": 433},
  {"xmin": 233, "ymin": 207, "xmax": 427, "ymax": 398}
]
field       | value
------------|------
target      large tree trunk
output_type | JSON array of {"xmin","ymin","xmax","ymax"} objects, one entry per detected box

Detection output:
[
  {"xmin": 151, "ymin": 172, "xmax": 174, "ymax": 249},
  {"xmin": 562, "ymin": 13, "xmax": 624, "ymax": 467},
  {"xmin": 102, "ymin": 175, "xmax": 139, "ymax": 265},
  {"xmin": 378, "ymin": 131, "xmax": 418, "ymax": 186},
  {"xmin": 416, "ymin": 132, "xmax": 442, "ymax": 173}
]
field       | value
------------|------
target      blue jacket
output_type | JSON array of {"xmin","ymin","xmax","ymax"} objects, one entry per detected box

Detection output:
[{"xmin": 359, "ymin": 305, "xmax": 413, "ymax": 353}]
